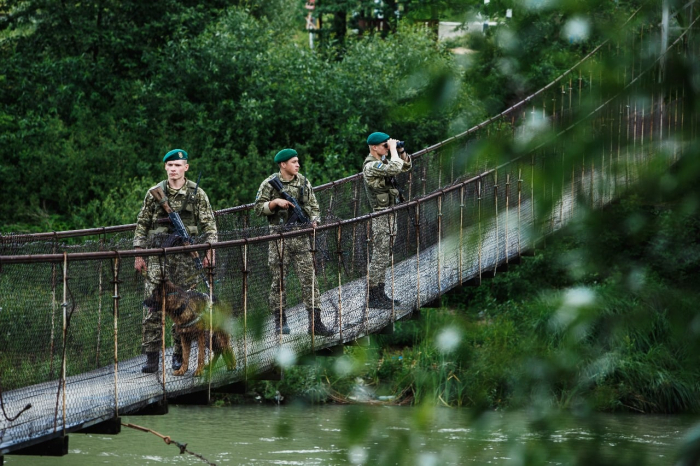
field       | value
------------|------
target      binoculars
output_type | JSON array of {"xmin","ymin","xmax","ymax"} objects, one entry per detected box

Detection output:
[{"xmin": 384, "ymin": 140, "xmax": 406, "ymax": 150}]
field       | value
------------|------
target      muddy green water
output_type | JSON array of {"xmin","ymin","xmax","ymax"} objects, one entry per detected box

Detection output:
[{"xmin": 4, "ymin": 404, "xmax": 698, "ymax": 465}]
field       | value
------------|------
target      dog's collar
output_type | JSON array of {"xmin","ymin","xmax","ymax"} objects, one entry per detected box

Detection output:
[{"xmin": 177, "ymin": 314, "xmax": 202, "ymax": 329}]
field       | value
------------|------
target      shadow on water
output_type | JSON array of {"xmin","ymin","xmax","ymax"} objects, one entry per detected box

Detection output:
[{"xmin": 4, "ymin": 404, "xmax": 699, "ymax": 465}]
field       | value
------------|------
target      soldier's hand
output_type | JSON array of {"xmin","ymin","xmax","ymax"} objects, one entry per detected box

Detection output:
[
  {"xmin": 203, "ymin": 251, "xmax": 215, "ymax": 268},
  {"xmin": 271, "ymin": 198, "xmax": 292, "ymax": 210},
  {"xmin": 135, "ymin": 256, "xmax": 146, "ymax": 273}
]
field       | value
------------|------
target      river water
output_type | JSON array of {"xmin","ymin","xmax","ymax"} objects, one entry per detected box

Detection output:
[{"xmin": 4, "ymin": 403, "xmax": 698, "ymax": 465}]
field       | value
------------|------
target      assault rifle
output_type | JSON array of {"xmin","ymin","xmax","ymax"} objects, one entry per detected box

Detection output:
[
  {"xmin": 268, "ymin": 176, "xmax": 310, "ymax": 226},
  {"xmin": 388, "ymin": 176, "xmax": 406, "ymax": 204},
  {"xmin": 149, "ymin": 185, "xmax": 211, "ymax": 290}
]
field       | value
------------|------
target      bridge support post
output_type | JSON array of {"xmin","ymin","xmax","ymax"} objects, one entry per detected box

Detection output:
[
  {"xmin": 169, "ymin": 390, "xmax": 211, "ymax": 405},
  {"xmin": 5, "ymin": 436, "xmax": 69, "ymax": 458},
  {"xmin": 213, "ymin": 381, "xmax": 248, "ymax": 394},
  {"xmin": 77, "ymin": 416, "xmax": 122, "ymax": 434},
  {"xmin": 128, "ymin": 399, "xmax": 168, "ymax": 416}
]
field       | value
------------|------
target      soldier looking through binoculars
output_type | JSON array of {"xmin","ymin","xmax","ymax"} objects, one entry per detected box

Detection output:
[{"xmin": 362, "ymin": 132, "xmax": 412, "ymax": 309}]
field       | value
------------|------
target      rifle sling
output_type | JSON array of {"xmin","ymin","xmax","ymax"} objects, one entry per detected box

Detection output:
[{"xmin": 158, "ymin": 180, "xmax": 197, "ymax": 213}]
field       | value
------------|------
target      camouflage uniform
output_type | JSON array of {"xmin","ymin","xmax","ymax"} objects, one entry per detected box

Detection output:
[
  {"xmin": 134, "ymin": 179, "xmax": 218, "ymax": 354},
  {"xmin": 254, "ymin": 173, "xmax": 321, "ymax": 316},
  {"xmin": 362, "ymin": 154, "xmax": 412, "ymax": 287}
]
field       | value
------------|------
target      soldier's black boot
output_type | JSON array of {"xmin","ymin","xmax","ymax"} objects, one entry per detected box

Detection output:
[
  {"xmin": 274, "ymin": 311, "xmax": 290, "ymax": 335},
  {"xmin": 368, "ymin": 283, "xmax": 400, "ymax": 309},
  {"xmin": 172, "ymin": 353, "xmax": 183, "ymax": 371},
  {"xmin": 141, "ymin": 351, "xmax": 159, "ymax": 373},
  {"xmin": 308, "ymin": 308, "xmax": 334, "ymax": 336}
]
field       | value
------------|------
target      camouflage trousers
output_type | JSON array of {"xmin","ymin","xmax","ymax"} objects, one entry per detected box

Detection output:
[
  {"xmin": 141, "ymin": 253, "xmax": 201, "ymax": 354},
  {"xmin": 369, "ymin": 212, "xmax": 397, "ymax": 287},
  {"xmin": 268, "ymin": 234, "xmax": 321, "ymax": 315}
]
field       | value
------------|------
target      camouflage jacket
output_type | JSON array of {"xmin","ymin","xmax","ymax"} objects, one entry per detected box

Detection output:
[
  {"xmin": 133, "ymin": 178, "xmax": 218, "ymax": 248},
  {"xmin": 362, "ymin": 154, "xmax": 412, "ymax": 211},
  {"xmin": 254, "ymin": 172, "xmax": 320, "ymax": 226}
]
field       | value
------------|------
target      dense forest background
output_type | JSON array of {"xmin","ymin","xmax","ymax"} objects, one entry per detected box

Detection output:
[{"xmin": 0, "ymin": 0, "xmax": 642, "ymax": 232}]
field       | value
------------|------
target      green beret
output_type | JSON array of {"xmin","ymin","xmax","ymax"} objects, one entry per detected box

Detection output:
[
  {"xmin": 366, "ymin": 132, "xmax": 390, "ymax": 145},
  {"xmin": 274, "ymin": 148, "xmax": 298, "ymax": 163},
  {"xmin": 163, "ymin": 149, "xmax": 188, "ymax": 163}
]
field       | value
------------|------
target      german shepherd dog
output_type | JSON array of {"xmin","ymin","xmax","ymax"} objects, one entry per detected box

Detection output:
[{"xmin": 144, "ymin": 281, "xmax": 236, "ymax": 376}]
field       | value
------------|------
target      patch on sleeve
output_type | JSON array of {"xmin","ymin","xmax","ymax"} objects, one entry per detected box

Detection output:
[{"xmin": 373, "ymin": 162, "xmax": 383, "ymax": 169}]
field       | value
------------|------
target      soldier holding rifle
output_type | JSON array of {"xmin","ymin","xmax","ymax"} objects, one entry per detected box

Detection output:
[
  {"xmin": 362, "ymin": 132, "xmax": 412, "ymax": 309},
  {"xmin": 254, "ymin": 148, "xmax": 333, "ymax": 337},
  {"xmin": 134, "ymin": 149, "xmax": 218, "ymax": 373}
]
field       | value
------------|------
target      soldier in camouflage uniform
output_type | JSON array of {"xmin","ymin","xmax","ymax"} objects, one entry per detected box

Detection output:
[
  {"xmin": 134, "ymin": 148, "xmax": 218, "ymax": 373},
  {"xmin": 362, "ymin": 132, "xmax": 412, "ymax": 308},
  {"xmin": 254, "ymin": 148, "xmax": 333, "ymax": 337}
]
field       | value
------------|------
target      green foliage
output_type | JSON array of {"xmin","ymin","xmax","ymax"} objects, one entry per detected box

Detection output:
[
  {"xmin": 250, "ymin": 364, "xmax": 329, "ymax": 403},
  {"xmin": 0, "ymin": 1, "xmax": 481, "ymax": 231},
  {"xmin": 459, "ymin": 0, "xmax": 648, "ymax": 112}
]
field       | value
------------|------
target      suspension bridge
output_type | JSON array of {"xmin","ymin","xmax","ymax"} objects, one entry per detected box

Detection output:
[{"xmin": 0, "ymin": 8, "xmax": 696, "ymax": 462}]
